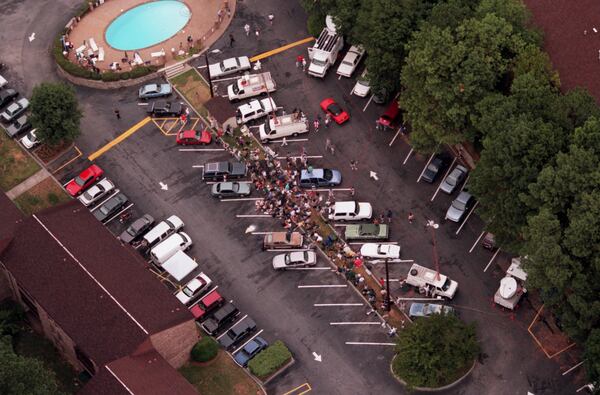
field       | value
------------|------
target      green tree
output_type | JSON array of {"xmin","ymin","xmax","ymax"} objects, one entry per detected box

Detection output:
[
  {"xmin": 0, "ymin": 338, "xmax": 62, "ymax": 395},
  {"xmin": 300, "ymin": 0, "xmax": 336, "ymax": 37},
  {"xmin": 393, "ymin": 314, "xmax": 479, "ymax": 388},
  {"xmin": 30, "ymin": 82, "xmax": 82, "ymax": 147},
  {"xmin": 584, "ymin": 329, "xmax": 600, "ymax": 385}
]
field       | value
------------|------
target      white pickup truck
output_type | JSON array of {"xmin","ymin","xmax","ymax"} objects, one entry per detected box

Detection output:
[
  {"xmin": 227, "ymin": 72, "xmax": 276, "ymax": 102},
  {"xmin": 236, "ymin": 97, "xmax": 278, "ymax": 124},
  {"xmin": 307, "ymin": 16, "xmax": 344, "ymax": 78}
]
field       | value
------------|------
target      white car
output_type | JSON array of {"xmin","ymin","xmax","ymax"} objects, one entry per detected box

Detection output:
[
  {"xmin": 360, "ymin": 243, "xmax": 401, "ymax": 259},
  {"xmin": 236, "ymin": 97, "xmax": 277, "ymax": 124},
  {"xmin": 175, "ymin": 273, "xmax": 213, "ymax": 305},
  {"xmin": 77, "ymin": 178, "xmax": 115, "ymax": 207},
  {"xmin": 208, "ymin": 56, "xmax": 251, "ymax": 79},
  {"xmin": 337, "ymin": 45, "xmax": 365, "ymax": 77},
  {"xmin": 352, "ymin": 69, "xmax": 370, "ymax": 97},
  {"xmin": 272, "ymin": 250, "xmax": 317, "ymax": 270},
  {"xmin": 20, "ymin": 128, "xmax": 39, "ymax": 149}
]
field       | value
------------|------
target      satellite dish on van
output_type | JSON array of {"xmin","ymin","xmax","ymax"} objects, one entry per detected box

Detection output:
[
  {"xmin": 499, "ymin": 276, "xmax": 517, "ymax": 299},
  {"xmin": 325, "ymin": 15, "xmax": 337, "ymax": 33}
]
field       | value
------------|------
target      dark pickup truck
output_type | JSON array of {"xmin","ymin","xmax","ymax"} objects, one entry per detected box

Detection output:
[
  {"xmin": 146, "ymin": 101, "xmax": 184, "ymax": 117},
  {"xmin": 202, "ymin": 161, "xmax": 247, "ymax": 181},
  {"xmin": 217, "ymin": 317, "xmax": 257, "ymax": 350},
  {"xmin": 201, "ymin": 302, "xmax": 239, "ymax": 335}
]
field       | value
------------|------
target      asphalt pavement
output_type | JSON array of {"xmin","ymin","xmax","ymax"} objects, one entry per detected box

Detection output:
[{"xmin": 0, "ymin": 0, "xmax": 581, "ymax": 393}]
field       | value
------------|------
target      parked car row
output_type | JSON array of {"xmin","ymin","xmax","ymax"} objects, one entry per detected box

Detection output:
[{"xmin": 0, "ymin": 75, "xmax": 33, "ymax": 140}]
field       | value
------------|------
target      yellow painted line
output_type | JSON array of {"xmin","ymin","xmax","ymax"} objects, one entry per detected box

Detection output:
[
  {"xmin": 88, "ymin": 117, "xmax": 151, "ymax": 161},
  {"xmin": 52, "ymin": 145, "xmax": 82, "ymax": 174},
  {"xmin": 190, "ymin": 117, "xmax": 199, "ymax": 129},
  {"xmin": 166, "ymin": 119, "xmax": 180, "ymax": 134},
  {"xmin": 281, "ymin": 383, "xmax": 311, "ymax": 395},
  {"xmin": 250, "ymin": 37, "xmax": 315, "ymax": 62}
]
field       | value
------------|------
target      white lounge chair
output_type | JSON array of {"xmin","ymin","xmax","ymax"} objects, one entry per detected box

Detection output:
[
  {"xmin": 89, "ymin": 38, "xmax": 98, "ymax": 52},
  {"xmin": 133, "ymin": 52, "xmax": 143, "ymax": 65},
  {"xmin": 75, "ymin": 45, "xmax": 86, "ymax": 54},
  {"xmin": 151, "ymin": 50, "xmax": 165, "ymax": 58},
  {"xmin": 98, "ymin": 47, "xmax": 105, "ymax": 62}
]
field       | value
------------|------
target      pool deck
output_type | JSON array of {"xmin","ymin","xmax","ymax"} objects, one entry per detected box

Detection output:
[{"xmin": 65, "ymin": 0, "xmax": 235, "ymax": 71}]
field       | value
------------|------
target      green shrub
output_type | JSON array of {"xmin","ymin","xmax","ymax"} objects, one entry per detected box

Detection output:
[
  {"xmin": 100, "ymin": 72, "xmax": 120, "ymax": 82},
  {"xmin": 119, "ymin": 72, "xmax": 131, "ymax": 80},
  {"xmin": 129, "ymin": 65, "xmax": 158, "ymax": 78},
  {"xmin": 47, "ymin": 193, "xmax": 59, "ymax": 205},
  {"xmin": 247, "ymin": 340, "xmax": 291, "ymax": 378},
  {"xmin": 191, "ymin": 337, "xmax": 218, "ymax": 362}
]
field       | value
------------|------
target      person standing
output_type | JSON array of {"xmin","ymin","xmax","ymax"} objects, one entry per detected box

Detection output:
[
  {"xmin": 268, "ymin": 14, "xmax": 274, "ymax": 25},
  {"xmin": 244, "ymin": 24, "xmax": 250, "ymax": 36},
  {"xmin": 325, "ymin": 138, "xmax": 332, "ymax": 152},
  {"xmin": 229, "ymin": 34, "xmax": 235, "ymax": 47},
  {"xmin": 313, "ymin": 118, "xmax": 320, "ymax": 132},
  {"xmin": 255, "ymin": 29, "xmax": 260, "ymax": 39},
  {"xmin": 387, "ymin": 209, "xmax": 393, "ymax": 223},
  {"xmin": 114, "ymin": 109, "xmax": 121, "ymax": 119},
  {"xmin": 350, "ymin": 160, "xmax": 358, "ymax": 170},
  {"xmin": 296, "ymin": 55, "xmax": 303, "ymax": 68},
  {"xmin": 302, "ymin": 57, "xmax": 307, "ymax": 72},
  {"xmin": 324, "ymin": 114, "xmax": 332, "ymax": 128},
  {"xmin": 408, "ymin": 212, "xmax": 415, "ymax": 224}
]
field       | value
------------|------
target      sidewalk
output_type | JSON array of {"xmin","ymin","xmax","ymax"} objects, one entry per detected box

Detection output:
[{"xmin": 6, "ymin": 168, "xmax": 50, "ymax": 199}]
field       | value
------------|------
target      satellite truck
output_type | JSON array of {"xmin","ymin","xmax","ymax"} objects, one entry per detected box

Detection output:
[
  {"xmin": 307, "ymin": 16, "xmax": 344, "ymax": 78},
  {"xmin": 494, "ymin": 257, "xmax": 527, "ymax": 310}
]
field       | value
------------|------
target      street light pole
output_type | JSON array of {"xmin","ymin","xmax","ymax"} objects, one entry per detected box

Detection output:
[
  {"xmin": 204, "ymin": 52, "xmax": 213, "ymax": 98},
  {"xmin": 385, "ymin": 258, "xmax": 391, "ymax": 311},
  {"xmin": 426, "ymin": 220, "xmax": 441, "ymax": 281}
]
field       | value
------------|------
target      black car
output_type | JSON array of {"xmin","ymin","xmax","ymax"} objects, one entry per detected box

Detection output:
[
  {"xmin": 218, "ymin": 317, "xmax": 257, "ymax": 350},
  {"xmin": 201, "ymin": 302, "xmax": 239, "ymax": 335},
  {"xmin": 202, "ymin": 161, "xmax": 247, "ymax": 181},
  {"xmin": 0, "ymin": 89, "xmax": 18, "ymax": 108},
  {"xmin": 422, "ymin": 155, "xmax": 448, "ymax": 183},
  {"xmin": 93, "ymin": 193, "xmax": 129, "ymax": 223},
  {"xmin": 5, "ymin": 115, "xmax": 31, "ymax": 138},
  {"xmin": 119, "ymin": 214, "xmax": 154, "ymax": 244},
  {"xmin": 146, "ymin": 101, "xmax": 184, "ymax": 117}
]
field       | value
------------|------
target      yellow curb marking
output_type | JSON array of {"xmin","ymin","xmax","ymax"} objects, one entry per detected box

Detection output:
[
  {"xmin": 52, "ymin": 145, "xmax": 82, "ymax": 174},
  {"xmin": 250, "ymin": 37, "xmax": 315, "ymax": 62},
  {"xmin": 88, "ymin": 117, "xmax": 151, "ymax": 161},
  {"xmin": 282, "ymin": 382, "xmax": 311, "ymax": 395},
  {"xmin": 527, "ymin": 305, "xmax": 577, "ymax": 359}
]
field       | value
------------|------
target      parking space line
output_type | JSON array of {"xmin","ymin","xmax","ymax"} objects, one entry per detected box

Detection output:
[
  {"xmin": 52, "ymin": 146, "xmax": 83, "ymax": 174},
  {"xmin": 250, "ymin": 231, "xmax": 271, "ymax": 235},
  {"xmin": 270, "ymin": 138, "xmax": 309, "ymax": 144},
  {"xmin": 249, "ymin": 36, "xmax": 315, "ymax": 62},
  {"xmin": 459, "ymin": 173, "xmax": 471, "ymax": 193},
  {"xmin": 388, "ymin": 128, "xmax": 402, "ymax": 147},
  {"xmin": 469, "ymin": 231, "xmax": 486, "ymax": 253},
  {"xmin": 417, "ymin": 152, "xmax": 436, "ymax": 183},
  {"xmin": 89, "ymin": 189, "xmax": 121, "ymax": 212},
  {"xmin": 345, "ymin": 342, "xmax": 396, "ymax": 346},
  {"xmin": 430, "ymin": 157, "xmax": 457, "ymax": 202},
  {"xmin": 483, "ymin": 248, "xmax": 501, "ymax": 272},
  {"xmin": 222, "ymin": 197, "xmax": 264, "ymax": 202},
  {"xmin": 236, "ymin": 214, "xmax": 272, "ymax": 218},
  {"xmin": 230, "ymin": 329, "xmax": 264, "ymax": 355},
  {"xmin": 455, "ymin": 201, "xmax": 479, "ymax": 235},
  {"xmin": 286, "ymin": 267, "xmax": 331, "ymax": 271},
  {"xmin": 297, "ymin": 284, "xmax": 347, "ymax": 288},
  {"xmin": 104, "ymin": 203, "xmax": 134, "ymax": 225},
  {"xmin": 179, "ymin": 148, "xmax": 225, "ymax": 151},
  {"xmin": 216, "ymin": 314, "xmax": 248, "ymax": 340},
  {"xmin": 267, "ymin": 248, "xmax": 311, "ymax": 252},
  {"xmin": 349, "ymin": 241, "xmax": 398, "ymax": 245},
  {"xmin": 330, "ymin": 322, "xmax": 381, "ymax": 325},
  {"xmin": 192, "ymin": 165, "xmax": 204, "ymax": 168},
  {"xmin": 362, "ymin": 95, "xmax": 374, "ymax": 112},
  {"xmin": 314, "ymin": 188, "xmax": 353, "ymax": 192},
  {"xmin": 88, "ymin": 117, "xmax": 151, "ymax": 161},
  {"xmin": 314, "ymin": 303, "xmax": 363, "ymax": 307},
  {"xmin": 395, "ymin": 297, "xmax": 442, "ymax": 301},
  {"xmin": 402, "ymin": 148, "xmax": 414, "ymax": 165},
  {"xmin": 211, "ymin": 75, "xmax": 242, "ymax": 83},
  {"xmin": 189, "ymin": 117, "xmax": 200, "ymax": 130},
  {"xmin": 288, "ymin": 155, "xmax": 323, "ymax": 159},
  {"xmin": 282, "ymin": 383, "xmax": 312, "ymax": 395}
]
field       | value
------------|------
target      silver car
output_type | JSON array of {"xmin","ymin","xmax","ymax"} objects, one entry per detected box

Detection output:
[
  {"xmin": 445, "ymin": 191, "xmax": 474, "ymax": 222},
  {"xmin": 78, "ymin": 178, "xmax": 115, "ymax": 207},
  {"xmin": 272, "ymin": 250, "xmax": 316, "ymax": 270},
  {"xmin": 440, "ymin": 165, "xmax": 468, "ymax": 194},
  {"xmin": 211, "ymin": 181, "xmax": 251, "ymax": 198}
]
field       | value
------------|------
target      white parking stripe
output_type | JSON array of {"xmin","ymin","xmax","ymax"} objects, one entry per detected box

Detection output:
[
  {"xmin": 221, "ymin": 197, "xmax": 263, "ymax": 202},
  {"xmin": 236, "ymin": 214, "xmax": 272, "ymax": 218},
  {"xmin": 286, "ymin": 267, "xmax": 331, "ymax": 271},
  {"xmin": 269, "ymin": 138, "xmax": 309, "ymax": 143},
  {"xmin": 402, "ymin": 148, "xmax": 414, "ymax": 165},
  {"xmin": 484, "ymin": 248, "xmax": 501, "ymax": 272},
  {"xmin": 330, "ymin": 322, "xmax": 381, "ymax": 325},
  {"xmin": 388, "ymin": 128, "xmax": 402, "ymax": 147},
  {"xmin": 179, "ymin": 148, "xmax": 225, "ymax": 152},
  {"xmin": 298, "ymin": 284, "xmax": 347, "ymax": 288},
  {"xmin": 89, "ymin": 189, "xmax": 121, "ymax": 212},
  {"xmin": 469, "ymin": 231, "xmax": 486, "ymax": 253},
  {"xmin": 456, "ymin": 201, "xmax": 479, "ymax": 235},
  {"xmin": 266, "ymin": 248, "xmax": 311, "ymax": 252},
  {"xmin": 362, "ymin": 95, "xmax": 374, "ymax": 112},
  {"xmin": 230, "ymin": 329, "xmax": 264, "ymax": 355},
  {"xmin": 104, "ymin": 203, "xmax": 134, "ymax": 225},
  {"xmin": 192, "ymin": 165, "xmax": 204, "ymax": 168},
  {"xmin": 417, "ymin": 152, "xmax": 436, "ymax": 183},
  {"xmin": 348, "ymin": 241, "xmax": 398, "ymax": 245},
  {"xmin": 430, "ymin": 157, "xmax": 457, "ymax": 202},
  {"xmin": 314, "ymin": 303, "xmax": 363, "ymax": 307},
  {"xmin": 215, "ymin": 314, "xmax": 247, "ymax": 340},
  {"xmin": 250, "ymin": 232, "xmax": 271, "ymax": 235},
  {"xmin": 313, "ymin": 188, "xmax": 354, "ymax": 192},
  {"xmin": 345, "ymin": 342, "xmax": 396, "ymax": 346},
  {"xmin": 288, "ymin": 155, "xmax": 323, "ymax": 159}
]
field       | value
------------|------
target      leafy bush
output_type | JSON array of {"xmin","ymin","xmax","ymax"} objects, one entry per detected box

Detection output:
[
  {"xmin": 119, "ymin": 72, "xmax": 131, "ymax": 80},
  {"xmin": 393, "ymin": 314, "xmax": 479, "ymax": 388},
  {"xmin": 191, "ymin": 337, "xmax": 218, "ymax": 362},
  {"xmin": 129, "ymin": 65, "xmax": 159, "ymax": 79},
  {"xmin": 248, "ymin": 340, "xmax": 291, "ymax": 379},
  {"xmin": 100, "ymin": 72, "xmax": 120, "ymax": 82},
  {"xmin": 0, "ymin": 301, "xmax": 25, "ymax": 337},
  {"xmin": 47, "ymin": 193, "xmax": 59, "ymax": 205}
]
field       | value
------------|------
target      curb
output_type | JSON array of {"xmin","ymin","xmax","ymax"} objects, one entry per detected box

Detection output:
[
  {"xmin": 389, "ymin": 355, "xmax": 477, "ymax": 392},
  {"xmin": 257, "ymin": 356, "xmax": 296, "ymax": 385}
]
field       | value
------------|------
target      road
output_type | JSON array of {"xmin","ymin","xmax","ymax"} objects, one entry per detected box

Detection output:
[{"xmin": 0, "ymin": 0, "xmax": 580, "ymax": 394}]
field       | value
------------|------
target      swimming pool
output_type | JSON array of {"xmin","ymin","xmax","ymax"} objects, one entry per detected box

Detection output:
[{"xmin": 105, "ymin": 1, "xmax": 191, "ymax": 51}]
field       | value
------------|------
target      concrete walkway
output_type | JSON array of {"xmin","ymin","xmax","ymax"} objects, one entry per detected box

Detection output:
[{"xmin": 6, "ymin": 168, "xmax": 51, "ymax": 199}]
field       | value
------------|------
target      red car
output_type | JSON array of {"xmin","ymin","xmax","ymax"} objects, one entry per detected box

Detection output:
[
  {"xmin": 65, "ymin": 164, "xmax": 104, "ymax": 196},
  {"xmin": 320, "ymin": 98, "xmax": 350, "ymax": 125},
  {"xmin": 176, "ymin": 129, "xmax": 212, "ymax": 145}
]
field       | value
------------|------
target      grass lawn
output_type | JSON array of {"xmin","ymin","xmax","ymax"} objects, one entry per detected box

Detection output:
[
  {"xmin": 13, "ymin": 177, "xmax": 71, "ymax": 215},
  {"xmin": 179, "ymin": 350, "xmax": 262, "ymax": 395},
  {"xmin": 14, "ymin": 328, "xmax": 81, "ymax": 393},
  {"xmin": 170, "ymin": 68, "xmax": 211, "ymax": 117},
  {"xmin": 0, "ymin": 131, "xmax": 40, "ymax": 191}
]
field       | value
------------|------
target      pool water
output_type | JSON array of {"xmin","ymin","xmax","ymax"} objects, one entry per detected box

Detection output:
[{"xmin": 105, "ymin": 0, "xmax": 191, "ymax": 51}]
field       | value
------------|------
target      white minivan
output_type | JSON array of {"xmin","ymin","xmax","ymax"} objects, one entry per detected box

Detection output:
[
  {"xmin": 236, "ymin": 97, "xmax": 278, "ymax": 125},
  {"xmin": 405, "ymin": 264, "xmax": 458, "ymax": 299},
  {"xmin": 150, "ymin": 232, "xmax": 193, "ymax": 265},
  {"xmin": 328, "ymin": 201, "xmax": 372, "ymax": 222},
  {"xmin": 258, "ymin": 114, "xmax": 309, "ymax": 142},
  {"xmin": 143, "ymin": 215, "xmax": 184, "ymax": 247}
]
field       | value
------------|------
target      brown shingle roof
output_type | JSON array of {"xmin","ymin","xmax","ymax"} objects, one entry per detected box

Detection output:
[{"xmin": 0, "ymin": 200, "xmax": 192, "ymax": 366}]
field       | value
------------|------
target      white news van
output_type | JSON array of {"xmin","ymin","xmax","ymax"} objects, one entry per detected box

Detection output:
[
  {"xmin": 236, "ymin": 97, "xmax": 278, "ymax": 124},
  {"xmin": 307, "ymin": 16, "xmax": 344, "ymax": 78},
  {"xmin": 494, "ymin": 257, "xmax": 527, "ymax": 310},
  {"xmin": 227, "ymin": 72, "xmax": 276, "ymax": 102},
  {"xmin": 405, "ymin": 264, "xmax": 458, "ymax": 299},
  {"xmin": 258, "ymin": 114, "xmax": 309, "ymax": 142}
]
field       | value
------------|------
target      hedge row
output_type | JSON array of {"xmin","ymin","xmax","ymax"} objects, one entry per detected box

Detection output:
[
  {"xmin": 191, "ymin": 337, "xmax": 219, "ymax": 362},
  {"xmin": 247, "ymin": 340, "xmax": 292, "ymax": 379}
]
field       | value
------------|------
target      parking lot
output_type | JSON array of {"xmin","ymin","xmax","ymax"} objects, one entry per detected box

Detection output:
[{"xmin": 0, "ymin": 0, "xmax": 582, "ymax": 393}]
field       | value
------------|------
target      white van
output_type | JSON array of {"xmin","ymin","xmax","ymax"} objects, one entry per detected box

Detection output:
[
  {"xmin": 150, "ymin": 232, "xmax": 192, "ymax": 265},
  {"xmin": 227, "ymin": 72, "xmax": 276, "ymax": 102},
  {"xmin": 0, "ymin": 74, "xmax": 7, "ymax": 89},
  {"xmin": 236, "ymin": 98, "xmax": 278, "ymax": 125},
  {"xmin": 162, "ymin": 251, "xmax": 198, "ymax": 282},
  {"xmin": 143, "ymin": 215, "xmax": 184, "ymax": 247},
  {"xmin": 405, "ymin": 264, "xmax": 458, "ymax": 299},
  {"xmin": 258, "ymin": 114, "xmax": 309, "ymax": 143},
  {"xmin": 328, "ymin": 201, "xmax": 372, "ymax": 222}
]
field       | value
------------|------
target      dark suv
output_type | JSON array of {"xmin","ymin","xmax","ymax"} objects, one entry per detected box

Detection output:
[
  {"xmin": 201, "ymin": 302, "xmax": 239, "ymax": 335},
  {"xmin": 202, "ymin": 161, "xmax": 247, "ymax": 181},
  {"xmin": 93, "ymin": 193, "xmax": 129, "ymax": 223},
  {"xmin": 422, "ymin": 154, "xmax": 449, "ymax": 184},
  {"xmin": 146, "ymin": 101, "xmax": 184, "ymax": 117},
  {"xmin": 218, "ymin": 317, "xmax": 257, "ymax": 350}
]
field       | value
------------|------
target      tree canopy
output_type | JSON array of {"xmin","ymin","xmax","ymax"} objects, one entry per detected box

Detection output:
[{"xmin": 30, "ymin": 82, "xmax": 82, "ymax": 147}]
